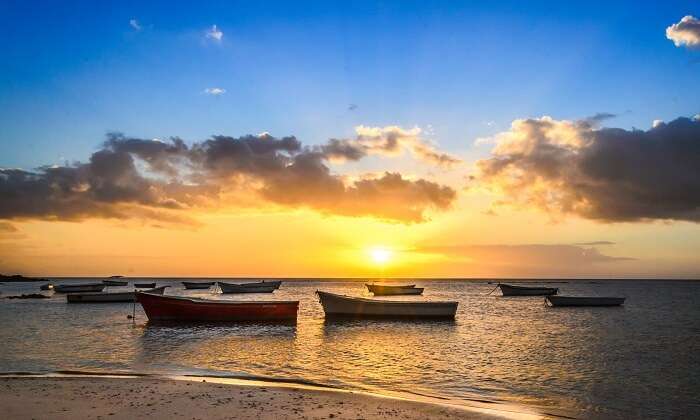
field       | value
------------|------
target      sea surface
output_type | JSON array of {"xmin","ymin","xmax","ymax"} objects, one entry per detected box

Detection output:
[{"xmin": 1, "ymin": 279, "xmax": 698, "ymax": 419}]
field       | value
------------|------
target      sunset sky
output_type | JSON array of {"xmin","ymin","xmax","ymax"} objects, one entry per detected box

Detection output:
[{"xmin": 1, "ymin": 1, "xmax": 699, "ymax": 278}]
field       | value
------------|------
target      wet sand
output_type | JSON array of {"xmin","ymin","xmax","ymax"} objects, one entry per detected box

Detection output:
[{"xmin": 0, "ymin": 376, "xmax": 537, "ymax": 419}]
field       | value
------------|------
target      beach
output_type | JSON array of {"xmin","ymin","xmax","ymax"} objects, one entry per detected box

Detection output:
[{"xmin": 0, "ymin": 376, "xmax": 528, "ymax": 420}]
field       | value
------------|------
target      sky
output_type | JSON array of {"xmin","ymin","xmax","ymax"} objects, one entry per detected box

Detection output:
[{"xmin": 1, "ymin": 1, "xmax": 699, "ymax": 277}]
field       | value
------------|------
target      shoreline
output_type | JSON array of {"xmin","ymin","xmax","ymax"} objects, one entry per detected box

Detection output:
[{"xmin": 0, "ymin": 372, "xmax": 545, "ymax": 419}]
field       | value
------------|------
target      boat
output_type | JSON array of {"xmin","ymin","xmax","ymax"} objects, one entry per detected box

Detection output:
[
  {"xmin": 103, "ymin": 279, "xmax": 128, "ymax": 286},
  {"xmin": 366, "ymin": 284, "xmax": 423, "ymax": 296},
  {"xmin": 218, "ymin": 282, "xmax": 277, "ymax": 294},
  {"xmin": 53, "ymin": 283, "xmax": 106, "ymax": 293},
  {"xmin": 39, "ymin": 283, "xmax": 54, "ymax": 291},
  {"xmin": 316, "ymin": 291, "xmax": 457, "ymax": 319},
  {"xmin": 498, "ymin": 283, "xmax": 558, "ymax": 296},
  {"xmin": 67, "ymin": 286, "xmax": 168, "ymax": 303},
  {"xmin": 134, "ymin": 282, "xmax": 156, "ymax": 288},
  {"xmin": 236, "ymin": 280, "xmax": 282, "ymax": 289},
  {"xmin": 182, "ymin": 281, "xmax": 215, "ymax": 289},
  {"xmin": 136, "ymin": 292, "xmax": 299, "ymax": 322},
  {"xmin": 546, "ymin": 296, "xmax": 626, "ymax": 307}
]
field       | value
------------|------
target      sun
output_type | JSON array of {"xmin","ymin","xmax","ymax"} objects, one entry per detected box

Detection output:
[{"xmin": 369, "ymin": 247, "xmax": 393, "ymax": 265}]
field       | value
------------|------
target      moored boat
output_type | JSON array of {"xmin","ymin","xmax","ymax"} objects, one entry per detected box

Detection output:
[
  {"xmin": 134, "ymin": 282, "xmax": 157, "ymax": 288},
  {"xmin": 236, "ymin": 280, "xmax": 282, "ymax": 289},
  {"xmin": 67, "ymin": 286, "xmax": 168, "ymax": 303},
  {"xmin": 498, "ymin": 283, "xmax": 558, "ymax": 296},
  {"xmin": 316, "ymin": 291, "xmax": 457, "ymax": 319},
  {"xmin": 39, "ymin": 283, "xmax": 54, "ymax": 291},
  {"xmin": 546, "ymin": 296, "xmax": 625, "ymax": 307},
  {"xmin": 218, "ymin": 282, "xmax": 277, "ymax": 294},
  {"xmin": 103, "ymin": 279, "xmax": 128, "ymax": 286},
  {"xmin": 182, "ymin": 281, "xmax": 215, "ymax": 290},
  {"xmin": 53, "ymin": 283, "xmax": 106, "ymax": 293},
  {"xmin": 136, "ymin": 292, "xmax": 299, "ymax": 322},
  {"xmin": 366, "ymin": 284, "xmax": 423, "ymax": 296}
]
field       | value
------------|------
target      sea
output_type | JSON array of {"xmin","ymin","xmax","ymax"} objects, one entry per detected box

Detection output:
[{"xmin": 1, "ymin": 279, "xmax": 698, "ymax": 419}]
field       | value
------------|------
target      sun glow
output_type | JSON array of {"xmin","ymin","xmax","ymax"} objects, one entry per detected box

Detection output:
[{"xmin": 369, "ymin": 247, "xmax": 393, "ymax": 265}]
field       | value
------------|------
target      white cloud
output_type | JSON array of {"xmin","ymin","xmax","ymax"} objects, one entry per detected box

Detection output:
[
  {"xmin": 666, "ymin": 15, "xmax": 700, "ymax": 48},
  {"xmin": 652, "ymin": 119, "xmax": 664, "ymax": 128},
  {"xmin": 206, "ymin": 25, "xmax": 223, "ymax": 42},
  {"xmin": 129, "ymin": 19, "xmax": 142, "ymax": 31},
  {"xmin": 204, "ymin": 88, "xmax": 226, "ymax": 96}
]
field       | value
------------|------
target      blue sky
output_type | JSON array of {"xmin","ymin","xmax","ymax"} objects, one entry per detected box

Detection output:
[{"xmin": 1, "ymin": 0, "xmax": 699, "ymax": 168}]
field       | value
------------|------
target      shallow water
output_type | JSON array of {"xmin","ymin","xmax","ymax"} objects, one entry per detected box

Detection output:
[{"xmin": 1, "ymin": 279, "xmax": 698, "ymax": 418}]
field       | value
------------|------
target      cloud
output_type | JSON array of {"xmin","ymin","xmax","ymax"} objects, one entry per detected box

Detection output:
[
  {"xmin": 206, "ymin": 24, "xmax": 223, "ymax": 42},
  {"xmin": 129, "ymin": 19, "xmax": 142, "ymax": 31},
  {"xmin": 0, "ymin": 132, "xmax": 456, "ymax": 224},
  {"xmin": 584, "ymin": 112, "xmax": 617, "ymax": 126},
  {"xmin": 319, "ymin": 125, "xmax": 461, "ymax": 167},
  {"xmin": 472, "ymin": 116, "xmax": 700, "ymax": 223},
  {"xmin": 666, "ymin": 16, "xmax": 700, "ymax": 48},
  {"xmin": 204, "ymin": 87, "xmax": 226, "ymax": 96},
  {"xmin": 574, "ymin": 241, "xmax": 615, "ymax": 246},
  {"xmin": 418, "ymin": 243, "xmax": 633, "ymax": 276},
  {"xmin": 348, "ymin": 104, "xmax": 358, "ymax": 111}
]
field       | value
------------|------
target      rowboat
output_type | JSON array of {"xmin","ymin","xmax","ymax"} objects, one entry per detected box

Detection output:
[
  {"xmin": 366, "ymin": 284, "xmax": 423, "ymax": 296},
  {"xmin": 546, "ymin": 296, "xmax": 626, "ymax": 307},
  {"xmin": 134, "ymin": 282, "xmax": 156, "ymax": 288},
  {"xmin": 218, "ymin": 282, "xmax": 277, "ymax": 294},
  {"xmin": 136, "ymin": 292, "xmax": 299, "ymax": 322},
  {"xmin": 316, "ymin": 291, "xmax": 457, "ymax": 319},
  {"xmin": 103, "ymin": 279, "xmax": 128, "ymax": 286},
  {"xmin": 238, "ymin": 280, "xmax": 282, "ymax": 289},
  {"xmin": 182, "ymin": 281, "xmax": 215, "ymax": 290},
  {"xmin": 39, "ymin": 283, "xmax": 54, "ymax": 291},
  {"xmin": 67, "ymin": 286, "xmax": 168, "ymax": 303},
  {"xmin": 498, "ymin": 283, "xmax": 558, "ymax": 296},
  {"xmin": 53, "ymin": 283, "xmax": 106, "ymax": 293}
]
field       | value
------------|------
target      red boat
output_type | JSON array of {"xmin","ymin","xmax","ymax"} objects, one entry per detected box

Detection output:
[{"xmin": 136, "ymin": 292, "xmax": 299, "ymax": 322}]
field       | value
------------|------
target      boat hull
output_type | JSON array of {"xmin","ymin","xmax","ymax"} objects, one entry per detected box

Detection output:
[
  {"xmin": 67, "ymin": 286, "xmax": 168, "ymax": 303},
  {"xmin": 53, "ymin": 284, "xmax": 106, "ymax": 293},
  {"xmin": 317, "ymin": 291, "xmax": 457, "ymax": 319},
  {"xmin": 218, "ymin": 282, "xmax": 277, "ymax": 294},
  {"xmin": 136, "ymin": 292, "xmax": 299, "ymax": 322},
  {"xmin": 366, "ymin": 284, "xmax": 423, "ymax": 296},
  {"xmin": 134, "ymin": 283, "xmax": 156, "ymax": 288},
  {"xmin": 499, "ymin": 284, "xmax": 558, "ymax": 296},
  {"xmin": 182, "ymin": 281, "xmax": 215, "ymax": 289},
  {"xmin": 546, "ymin": 296, "xmax": 625, "ymax": 307}
]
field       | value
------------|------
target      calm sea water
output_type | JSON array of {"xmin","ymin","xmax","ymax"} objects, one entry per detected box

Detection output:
[{"xmin": 1, "ymin": 279, "xmax": 698, "ymax": 418}]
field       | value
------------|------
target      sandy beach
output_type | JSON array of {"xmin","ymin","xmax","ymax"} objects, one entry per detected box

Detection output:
[{"xmin": 0, "ymin": 376, "xmax": 538, "ymax": 420}]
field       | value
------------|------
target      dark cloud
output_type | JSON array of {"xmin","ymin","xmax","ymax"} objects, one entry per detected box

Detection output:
[
  {"xmin": 583, "ymin": 112, "xmax": 616, "ymax": 126},
  {"xmin": 1, "ymin": 132, "xmax": 456, "ymax": 224},
  {"xmin": 474, "ymin": 116, "xmax": 700, "ymax": 223}
]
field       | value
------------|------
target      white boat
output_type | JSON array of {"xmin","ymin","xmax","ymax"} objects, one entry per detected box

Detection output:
[
  {"xmin": 218, "ymin": 282, "xmax": 277, "ymax": 294},
  {"xmin": 498, "ymin": 283, "xmax": 558, "ymax": 296},
  {"xmin": 366, "ymin": 284, "xmax": 423, "ymax": 296},
  {"xmin": 53, "ymin": 283, "xmax": 106, "ymax": 293},
  {"xmin": 67, "ymin": 286, "xmax": 168, "ymax": 303},
  {"xmin": 546, "ymin": 296, "xmax": 625, "ymax": 307},
  {"xmin": 316, "ymin": 291, "xmax": 457, "ymax": 319}
]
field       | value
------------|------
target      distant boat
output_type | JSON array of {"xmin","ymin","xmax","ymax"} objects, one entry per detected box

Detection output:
[
  {"xmin": 39, "ymin": 283, "xmax": 54, "ymax": 291},
  {"xmin": 134, "ymin": 282, "xmax": 156, "ymax": 288},
  {"xmin": 182, "ymin": 281, "xmax": 215, "ymax": 290},
  {"xmin": 103, "ymin": 279, "xmax": 128, "ymax": 286},
  {"xmin": 53, "ymin": 283, "xmax": 106, "ymax": 293},
  {"xmin": 67, "ymin": 286, "xmax": 168, "ymax": 303},
  {"xmin": 237, "ymin": 280, "xmax": 282, "ymax": 289},
  {"xmin": 498, "ymin": 283, "xmax": 558, "ymax": 296},
  {"xmin": 366, "ymin": 284, "xmax": 423, "ymax": 296},
  {"xmin": 136, "ymin": 292, "xmax": 299, "ymax": 322},
  {"xmin": 316, "ymin": 291, "xmax": 457, "ymax": 319},
  {"xmin": 109, "ymin": 275, "xmax": 124, "ymax": 278},
  {"xmin": 218, "ymin": 282, "xmax": 277, "ymax": 294},
  {"xmin": 546, "ymin": 296, "xmax": 626, "ymax": 307}
]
